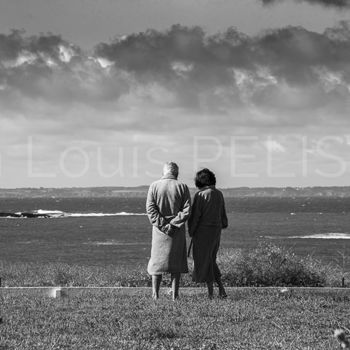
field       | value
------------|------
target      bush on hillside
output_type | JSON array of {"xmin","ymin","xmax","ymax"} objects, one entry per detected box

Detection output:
[{"xmin": 218, "ymin": 243, "xmax": 336, "ymax": 287}]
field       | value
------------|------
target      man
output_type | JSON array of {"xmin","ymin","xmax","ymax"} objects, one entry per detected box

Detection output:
[{"xmin": 146, "ymin": 162, "xmax": 191, "ymax": 300}]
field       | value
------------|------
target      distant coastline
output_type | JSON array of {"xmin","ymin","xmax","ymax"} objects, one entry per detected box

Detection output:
[{"xmin": 0, "ymin": 186, "xmax": 349, "ymax": 198}]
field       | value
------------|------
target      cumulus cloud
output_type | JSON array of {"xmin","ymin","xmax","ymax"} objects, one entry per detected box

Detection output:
[
  {"xmin": 1, "ymin": 24, "xmax": 350, "ymax": 186},
  {"xmin": 0, "ymin": 24, "xmax": 349, "ymax": 115},
  {"xmin": 94, "ymin": 23, "xmax": 350, "ymax": 119},
  {"xmin": 0, "ymin": 23, "xmax": 349, "ymax": 132}
]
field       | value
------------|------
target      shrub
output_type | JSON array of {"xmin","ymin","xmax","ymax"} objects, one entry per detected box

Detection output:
[{"xmin": 218, "ymin": 243, "xmax": 337, "ymax": 287}]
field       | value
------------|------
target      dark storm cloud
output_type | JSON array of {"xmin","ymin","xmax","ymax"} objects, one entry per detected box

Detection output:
[
  {"xmin": 0, "ymin": 30, "xmax": 130, "ymax": 107},
  {"xmin": 0, "ymin": 29, "xmax": 79, "ymax": 63},
  {"xmin": 1, "ymin": 23, "xmax": 350, "ymax": 120},
  {"xmin": 0, "ymin": 30, "xmax": 73, "ymax": 101},
  {"xmin": 260, "ymin": 0, "xmax": 350, "ymax": 8},
  {"xmin": 0, "ymin": 30, "xmax": 25, "ymax": 61},
  {"xmin": 95, "ymin": 23, "xmax": 350, "ymax": 81},
  {"xmin": 95, "ymin": 25, "xmax": 251, "ymax": 79},
  {"xmin": 94, "ymin": 23, "xmax": 350, "ymax": 114}
]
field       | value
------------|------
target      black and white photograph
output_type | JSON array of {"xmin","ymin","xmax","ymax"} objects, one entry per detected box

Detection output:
[{"xmin": 0, "ymin": 0, "xmax": 350, "ymax": 349}]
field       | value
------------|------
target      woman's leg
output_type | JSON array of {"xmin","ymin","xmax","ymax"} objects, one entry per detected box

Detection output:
[
  {"xmin": 170, "ymin": 273, "xmax": 180, "ymax": 300},
  {"xmin": 213, "ymin": 236, "xmax": 227, "ymax": 298},
  {"xmin": 213, "ymin": 263, "xmax": 227, "ymax": 298},
  {"xmin": 216, "ymin": 278, "xmax": 227, "ymax": 298},
  {"xmin": 152, "ymin": 274, "xmax": 162, "ymax": 300}
]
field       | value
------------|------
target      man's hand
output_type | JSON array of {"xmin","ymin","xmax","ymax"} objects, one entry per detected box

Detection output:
[{"xmin": 162, "ymin": 224, "xmax": 177, "ymax": 236}]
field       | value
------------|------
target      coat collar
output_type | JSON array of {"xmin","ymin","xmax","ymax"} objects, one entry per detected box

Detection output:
[
  {"xmin": 161, "ymin": 174, "xmax": 178, "ymax": 180},
  {"xmin": 199, "ymin": 185, "xmax": 215, "ymax": 191}
]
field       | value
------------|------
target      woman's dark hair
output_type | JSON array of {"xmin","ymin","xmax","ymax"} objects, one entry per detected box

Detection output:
[{"xmin": 195, "ymin": 168, "xmax": 216, "ymax": 188}]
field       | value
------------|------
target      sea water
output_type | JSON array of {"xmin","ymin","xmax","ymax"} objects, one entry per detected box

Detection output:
[{"xmin": 0, "ymin": 197, "xmax": 349, "ymax": 267}]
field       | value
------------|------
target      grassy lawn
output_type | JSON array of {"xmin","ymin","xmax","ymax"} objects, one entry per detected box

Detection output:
[{"xmin": 1, "ymin": 288, "xmax": 350, "ymax": 349}]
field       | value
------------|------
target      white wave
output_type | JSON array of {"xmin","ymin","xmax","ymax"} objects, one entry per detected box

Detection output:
[
  {"xmin": 34, "ymin": 210, "xmax": 146, "ymax": 217},
  {"xmin": 288, "ymin": 233, "xmax": 350, "ymax": 239},
  {"xmin": 36, "ymin": 209, "xmax": 66, "ymax": 217},
  {"xmin": 36, "ymin": 209, "xmax": 65, "ymax": 214}
]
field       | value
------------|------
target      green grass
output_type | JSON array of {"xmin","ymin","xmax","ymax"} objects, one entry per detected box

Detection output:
[
  {"xmin": 0, "ymin": 244, "xmax": 348, "ymax": 288},
  {"xmin": 1, "ymin": 244, "xmax": 350, "ymax": 349},
  {"xmin": 1, "ymin": 288, "xmax": 350, "ymax": 349}
]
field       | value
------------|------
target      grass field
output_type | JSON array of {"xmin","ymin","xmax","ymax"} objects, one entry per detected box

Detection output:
[
  {"xmin": 1, "ymin": 287, "xmax": 350, "ymax": 349},
  {"xmin": 1, "ymin": 245, "xmax": 350, "ymax": 349},
  {"xmin": 1, "ymin": 244, "xmax": 350, "ymax": 350}
]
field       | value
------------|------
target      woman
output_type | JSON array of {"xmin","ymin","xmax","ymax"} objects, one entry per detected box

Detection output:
[{"xmin": 188, "ymin": 168, "xmax": 228, "ymax": 299}]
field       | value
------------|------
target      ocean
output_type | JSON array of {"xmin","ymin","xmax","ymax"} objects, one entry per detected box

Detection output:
[{"xmin": 0, "ymin": 197, "xmax": 349, "ymax": 268}]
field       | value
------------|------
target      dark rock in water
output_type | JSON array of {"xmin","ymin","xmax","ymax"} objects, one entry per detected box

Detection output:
[
  {"xmin": 0, "ymin": 211, "xmax": 51, "ymax": 218},
  {"xmin": 20, "ymin": 212, "xmax": 50, "ymax": 218},
  {"xmin": 0, "ymin": 212, "xmax": 21, "ymax": 217}
]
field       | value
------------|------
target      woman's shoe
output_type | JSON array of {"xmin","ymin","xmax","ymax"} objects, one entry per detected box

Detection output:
[{"xmin": 218, "ymin": 289, "xmax": 227, "ymax": 299}]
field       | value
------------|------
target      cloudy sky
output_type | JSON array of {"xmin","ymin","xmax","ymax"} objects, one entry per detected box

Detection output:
[{"xmin": 1, "ymin": 0, "xmax": 350, "ymax": 188}]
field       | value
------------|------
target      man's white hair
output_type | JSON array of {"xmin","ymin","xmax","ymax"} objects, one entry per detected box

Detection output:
[{"xmin": 163, "ymin": 161, "xmax": 179, "ymax": 178}]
